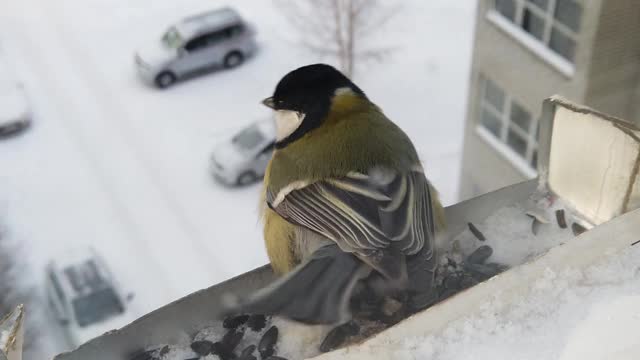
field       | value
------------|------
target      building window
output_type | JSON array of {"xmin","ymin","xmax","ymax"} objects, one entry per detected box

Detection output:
[
  {"xmin": 477, "ymin": 74, "xmax": 539, "ymax": 173},
  {"xmin": 493, "ymin": 0, "xmax": 582, "ymax": 62}
]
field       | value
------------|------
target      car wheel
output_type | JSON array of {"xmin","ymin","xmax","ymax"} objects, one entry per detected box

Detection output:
[
  {"xmin": 236, "ymin": 171, "xmax": 257, "ymax": 186},
  {"xmin": 155, "ymin": 71, "xmax": 177, "ymax": 88},
  {"xmin": 223, "ymin": 51, "xmax": 244, "ymax": 69}
]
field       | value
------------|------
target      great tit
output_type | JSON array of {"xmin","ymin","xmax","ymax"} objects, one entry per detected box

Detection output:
[{"xmin": 230, "ymin": 63, "xmax": 445, "ymax": 325}]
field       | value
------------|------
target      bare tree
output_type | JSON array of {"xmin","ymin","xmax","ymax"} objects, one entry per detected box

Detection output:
[{"xmin": 275, "ymin": 0, "xmax": 400, "ymax": 77}]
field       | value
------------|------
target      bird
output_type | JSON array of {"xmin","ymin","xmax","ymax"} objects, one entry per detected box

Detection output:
[{"xmin": 226, "ymin": 63, "xmax": 446, "ymax": 325}]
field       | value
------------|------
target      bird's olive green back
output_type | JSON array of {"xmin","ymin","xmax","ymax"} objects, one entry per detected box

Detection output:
[{"xmin": 266, "ymin": 94, "xmax": 420, "ymax": 193}]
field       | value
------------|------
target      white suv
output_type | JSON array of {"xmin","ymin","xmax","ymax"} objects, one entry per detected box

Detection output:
[
  {"xmin": 134, "ymin": 7, "xmax": 257, "ymax": 88},
  {"xmin": 45, "ymin": 248, "xmax": 135, "ymax": 347}
]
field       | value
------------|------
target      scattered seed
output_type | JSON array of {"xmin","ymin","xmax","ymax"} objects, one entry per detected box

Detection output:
[
  {"xmin": 555, "ymin": 209, "xmax": 567, "ymax": 229},
  {"xmin": 259, "ymin": 326, "xmax": 279, "ymax": 358},
  {"xmin": 190, "ymin": 340, "xmax": 214, "ymax": 356},
  {"xmin": 247, "ymin": 314, "xmax": 267, "ymax": 332},
  {"xmin": 221, "ymin": 328, "xmax": 244, "ymax": 353},
  {"xmin": 571, "ymin": 222, "xmax": 587, "ymax": 236},
  {"xmin": 224, "ymin": 314, "xmax": 250, "ymax": 329},
  {"xmin": 319, "ymin": 321, "xmax": 359, "ymax": 353},
  {"xmin": 241, "ymin": 345, "xmax": 256, "ymax": 358},
  {"xmin": 211, "ymin": 342, "xmax": 236, "ymax": 360},
  {"xmin": 468, "ymin": 222, "xmax": 486, "ymax": 241},
  {"xmin": 467, "ymin": 245, "xmax": 493, "ymax": 265}
]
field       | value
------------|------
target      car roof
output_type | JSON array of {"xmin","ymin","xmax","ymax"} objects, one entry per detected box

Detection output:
[
  {"xmin": 176, "ymin": 7, "xmax": 243, "ymax": 39},
  {"xmin": 48, "ymin": 248, "xmax": 114, "ymax": 299}
]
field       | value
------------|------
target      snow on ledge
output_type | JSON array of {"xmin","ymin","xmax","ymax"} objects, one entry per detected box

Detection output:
[{"xmin": 313, "ymin": 208, "xmax": 640, "ymax": 360}]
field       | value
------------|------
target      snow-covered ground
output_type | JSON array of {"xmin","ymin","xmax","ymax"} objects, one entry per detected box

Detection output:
[{"xmin": 0, "ymin": 0, "xmax": 475, "ymax": 358}]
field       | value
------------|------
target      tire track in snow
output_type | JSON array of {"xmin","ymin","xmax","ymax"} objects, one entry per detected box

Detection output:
[
  {"xmin": 38, "ymin": 1, "xmax": 232, "ymax": 281},
  {"xmin": 1, "ymin": 8, "xmax": 178, "ymax": 302}
]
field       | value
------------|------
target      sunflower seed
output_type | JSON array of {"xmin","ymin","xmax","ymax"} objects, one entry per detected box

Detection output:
[
  {"xmin": 468, "ymin": 222, "xmax": 486, "ymax": 241},
  {"xmin": 190, "ymin": 340, "xmax": 214, "ymax": 356},
  {"xmin": 224, "ymin": 314, "xmax": 250, "ymax": 329},
  {"xmin": 571, "ymin": 222, "xmax": 587, "ymax": 236},
  {"xmin": 221, "ymin": 328, "xmax": 244, "ymax": 353},
  {"xmin": 247, "ymin": 314, "xmax": 267, "ymax": 332},
  {"xmin": 259, "ymin": 326, "xmax": 279, "ymax": 358},
  {"xmin": 555, "ymin": 209, "xmax": 567, "ymax": 229},
  {"xmin": 467, "ymin": 245, "xmax": 493, "ymax": 264},
  {"xmin": 240, "ymin": 345, "xmax": 256, "ymax": 358}
]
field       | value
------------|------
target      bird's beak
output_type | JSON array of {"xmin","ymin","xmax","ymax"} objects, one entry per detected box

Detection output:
[{"xmin": 262, "ymin": 97, "xmax": 276, "ymax": 109}]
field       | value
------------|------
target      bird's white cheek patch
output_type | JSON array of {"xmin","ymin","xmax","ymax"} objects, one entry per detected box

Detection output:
[{"xmin": 275, "ymin": 110, "xmax": 305, "ymax": 141}]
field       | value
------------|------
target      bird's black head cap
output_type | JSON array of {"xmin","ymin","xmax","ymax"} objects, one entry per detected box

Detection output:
[{"xmin": 264, "ymin": 64, "xmax": 366, "ymax": 148}]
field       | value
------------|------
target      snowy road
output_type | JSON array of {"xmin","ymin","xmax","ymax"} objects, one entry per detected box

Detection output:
[{"xmin": 0, "ymin": 0, "xmax": 475, "ymax": 358}]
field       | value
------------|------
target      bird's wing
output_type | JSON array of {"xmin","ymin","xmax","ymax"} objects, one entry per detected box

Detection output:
[{"xmin": 266, "ymin": 166, "xmax": 436, "ymax": 281}]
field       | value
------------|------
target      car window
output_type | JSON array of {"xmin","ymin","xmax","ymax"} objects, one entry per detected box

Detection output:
[
  {"xmin": 232, "ymin": 124, "xmax": 266, "ymax": 152},
  {"xmin": 184, "ymin": 34, "xmax": 209, "ymax": 52},
  {"xmin": 204, "ymin": 29, "xmax": 231, "ymax": 45},
  {"xmin": 72, "ymin": 287, "xmax": 125, "ymax": 327},
  {"xmin": 226, "ymin": 24, "xmax": 244, "ymax": 37},
  {"xmin": 185, "ymin": 29, "xmax": 231, "ymax": 52}
]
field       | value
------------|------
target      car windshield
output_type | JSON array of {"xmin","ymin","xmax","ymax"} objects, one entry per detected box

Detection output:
[
  {"xmin": 232, "ymin": 124, "xmax": 265, "ymax": 151},
  {"xmin": 72, "ymin": 287, "xmax": 124, "ymax": 327},
  {"xmin": 162, "ymin": 26, "xmax": 183, "ymax": 48}
]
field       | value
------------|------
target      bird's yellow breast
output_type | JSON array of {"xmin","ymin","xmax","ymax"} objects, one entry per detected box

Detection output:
[
  {"xmin": 263, "ymin": 208, "xmax": 297, "ymax": 274},
  {"xmin": 261, "ymin": 158, "xmax": 297, "ymax": 274}
]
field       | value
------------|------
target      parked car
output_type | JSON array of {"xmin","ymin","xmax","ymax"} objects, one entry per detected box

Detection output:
[
  {"xmin": 210, "ymin": 118, "xmax": 275, "ymax": 186},
  {"xmin": 0, "ymin": 56, "xmax": 30, "ymax": 137},
  {"xmin": 134, "ymin": 7, "xmax": 257, "ymax": 88},
  {"xmin": 45, "ymin": 247, "xmax": 136, "ymax": 347}
]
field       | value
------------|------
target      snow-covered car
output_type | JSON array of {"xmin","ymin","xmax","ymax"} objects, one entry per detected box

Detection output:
[
  {"xmin": 134, "ymin": 7, "xmax": 257, "ymax": 88},
  {"xmin": 0, "ymin": 57, "xmax": 30, "ymax": 137},
  {"xmin": 210, "ymin": 118, "xmax": 275, "ymax": 186},
  {"xmin": 45, "ymin": 247, "xmax": 136, "ymax": 347}
]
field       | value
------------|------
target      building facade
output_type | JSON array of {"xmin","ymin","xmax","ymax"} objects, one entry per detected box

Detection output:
[{"xmin": 459, "ymin": 0, "xmax": 640, "ymax": 200}]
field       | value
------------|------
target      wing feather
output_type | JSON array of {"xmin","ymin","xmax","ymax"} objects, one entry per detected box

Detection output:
[{"xmin": 269, "ymin": 167, "xmax": 436, "ymax": 278}]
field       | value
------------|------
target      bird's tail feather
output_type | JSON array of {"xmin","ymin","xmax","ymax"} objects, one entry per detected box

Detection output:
[{"xmin": 226, "ymin": 244, "xmax": 369, "ymax": 325}]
